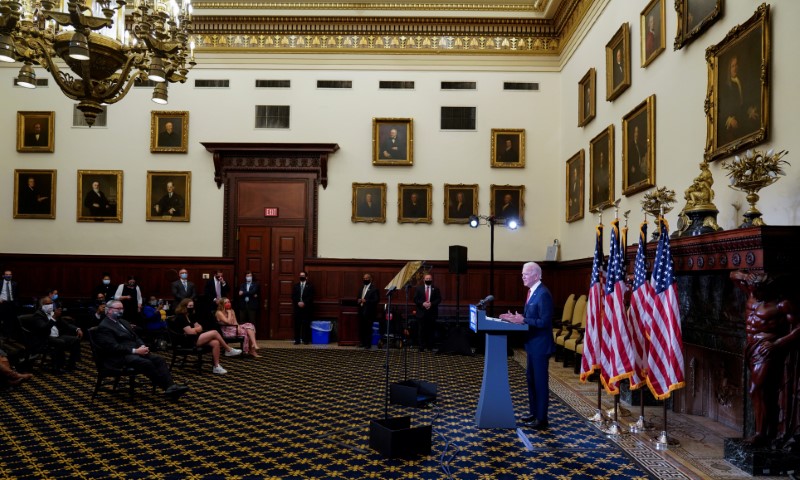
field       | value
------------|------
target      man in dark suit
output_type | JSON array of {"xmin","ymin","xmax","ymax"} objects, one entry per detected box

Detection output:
[
  {"xmin": 18, "ymin": 176, "xmax": 50, "ymax": 215},
  {"xmin": 613, "ymin": 48, "xmax": 625, "ymax": 87},
  {"xmin": 0, "ymin": 270, "xmax": 19, "ymax": 336},
  {"xmin": 152, "ymin": 181, "xmax": 184, "ymax": 217},
  {"xmin": 449, "ymin": 191, "xmax": 471, "ymax": 219},
  {"xmin": 379, "ymin": 127, "xmax": 406, "ymax": 160},
  {"xmin": 83, "ymin": 181, "xmax": 115, "ymax": 217},
  {"xmin": 500, "ymin": 262, "xmax": 555, "ymax": 430},
  {"xmin": 404, "ymin": 192, "xmax": 425, "ymax": 218},
  {"xmin": 28, "ymin": 296, "xmax": 82, "ymax": 372},
  {"xmin": 498, "ymin": 193, "xmax": 518, "ymax": 221},
  {"xmin": 171, "ymin": 268, "xmax": 197, "ymax": 303},
  {"xmin": 237, "ymin": 271, "xmax": 260, "ymax": 325},
  {"xmin": 157, "ymin": 121, "xmax": 181, "ymax": 147},
  {"xmin": 291, "ymin": 271, "xmax": 314, "ymax": 345},
  {"xmin": 497, "ymin": 138, "xmax": 518, "ymax": 163},
  {"xmin": 204, "ymin": 270, "xmax": 230, "ymax": 312},
  {"xmin": 93, "ymin": 300, "xmax": 188, "ymax": 400},
  {"xmin": 357, "ymin": 273, "xmax": 379, "ymax": 349},
  {"xmin": 24, "ymin": 122, "xmax": 48, "ymax": 147},
  {"xmin": 358, "ymin": 192, "xmax": 380, "ymax": 218},
  {"xmin": 413, "ymin": 273, "xmax": 442, "ymax": 351}
]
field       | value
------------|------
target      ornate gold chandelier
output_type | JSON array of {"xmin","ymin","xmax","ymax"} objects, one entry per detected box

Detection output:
[{"xmin": 0, "ymin": 0, "xmax": 195, "ymax": 126}]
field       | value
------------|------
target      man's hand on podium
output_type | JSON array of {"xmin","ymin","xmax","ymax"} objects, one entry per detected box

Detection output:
[{"xmin": 499, "ymin": 312, "xmax": 524, "ymax": 324}]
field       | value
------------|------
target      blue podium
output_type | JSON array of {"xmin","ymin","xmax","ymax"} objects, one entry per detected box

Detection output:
[{"xmin": 470, "ymin": 305, "xmax": 527, "ymax": 428}]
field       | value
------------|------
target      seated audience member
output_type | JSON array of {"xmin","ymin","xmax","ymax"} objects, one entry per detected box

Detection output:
[
  {"xmin": 0, "ymin": 348, "xmax": 32, "ymax": 386},
  {"xmin": 216, "ymin": 297, "xmax": 259, "ymax": 357},
  {"xmin": 94, "ymin": 300, "xmax": 188, "ymax": 400},
  {"xmin": 91, "ymin": 301, "xmax": 106, "ymax": 325},
  {"xmin": 29, "ymin": 296, "xmax": 82, "ymax": 372},
  {"xmin": 173, "ymin": 299, "xmax": 241, "ymax": 374}
]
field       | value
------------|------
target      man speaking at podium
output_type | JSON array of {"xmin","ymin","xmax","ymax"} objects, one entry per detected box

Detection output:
[{"xmin": 500, "ymin": 261, "xmax": 554, "ymax": 430}]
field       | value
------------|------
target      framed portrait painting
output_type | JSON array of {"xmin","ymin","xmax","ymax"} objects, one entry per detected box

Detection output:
[
  {"xmin": 17, "ymin": 111, "xmax": 55, "ymax": 153},
  {"xmin": 704, "ymin": 4, "xmax": 769, "ymax": 162},
  {"xmin": 77, "ymin": 170, "xmax": 123, "ymax": 223},
  {"xmin": 565, "ymin": 150, "xmax": 585, "ymax": 223},
  {"xmin": 606, "ymin": 23, "xmax": 631, "ymax": 101},
  {"xmin": 373, "ymin": 118, "xmax": 413, "ymax": 166},
  {"xmin": 150, "ymin": 111, "xmax": 189, "ymax": 153},
  {"xmin": 147, "ymin": 171, "xmax": 191, "ymax": 221},
  {"xmin": 490, "ymin": 184, "xmax": 525, "ymax": 226},
  {"xmin": 589, "ymin": 125, "xmax": 615, "ymax": 211},
  {"xmin": 14, "ymin": 169, "xmax": 56, "ymax": 219},
  {"xmin": 398, "ymin": 183, "xmax": 432, "ymax": 224},
  {"xmin": 491, "ymin": 129, "xmax": 525, "ymax": 168},
  {"xmin": 578, "ymin": 68, "xmax": 596, "ymax": 127},
  {"xmin": 641, "ymin": 0, "xmax": 666, "ymax": 67},
  {"xmin": 623, "ymin": 95, "xmax": 657, "ymax": 196},
  {"xmin": 444, "ymin": 184, "xmax": 478, "ymax": 224},
  {"xmin": 675, "ymin": 0, "xmax": 723, "ymax": 50},
  {"xmin": 352, "ymin": 183, "xmax": 386, "ymax": 223}
]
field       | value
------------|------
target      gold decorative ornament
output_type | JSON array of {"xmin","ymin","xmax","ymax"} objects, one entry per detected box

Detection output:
[
  {"xmin": 641, "ymin": 186, "xmax": 675, "ymax": 241},
  {"xmin": 675, "ymin": 161, "xmax": 722, "ymax": 237},
  {"xmin": 0, "ymin": 0, "xmax": 196, "ymax": 126},
  {"xmin": 722, "ymin": 148, "xmax": 789, "ymax": 228}
]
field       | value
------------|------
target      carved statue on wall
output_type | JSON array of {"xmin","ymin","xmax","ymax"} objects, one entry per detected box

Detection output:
[
  {"xmin": 684, "ymin": 161, "xmax": 716, "ymax": 210},
  {"xmin": 731, "ymin": 271, "xmax": 800, "ymax": 447}
]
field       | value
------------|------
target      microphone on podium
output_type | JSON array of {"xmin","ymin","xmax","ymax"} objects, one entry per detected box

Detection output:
[{"xmin": 477, "ymin": 294, "xmax": 494, "ymax": 308}]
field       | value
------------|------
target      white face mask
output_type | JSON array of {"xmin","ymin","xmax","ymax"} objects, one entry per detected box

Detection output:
[
  {"xmin": 42, "ymin": 304, "xmax": 54, "ymax": 314},
  {"xmin": 246, "ymin": 276, "xmax": 253, "ymax": 282}
]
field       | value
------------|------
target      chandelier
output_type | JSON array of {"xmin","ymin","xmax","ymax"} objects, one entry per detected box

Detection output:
[{"xmin": 0, "ymin": 0, "xmax": 195, "ymax": 126}]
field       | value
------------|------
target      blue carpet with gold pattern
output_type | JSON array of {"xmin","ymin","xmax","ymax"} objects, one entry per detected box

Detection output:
[{"xmin": 0, "ymin": 347, "xmax": 652, "ymax": 479}]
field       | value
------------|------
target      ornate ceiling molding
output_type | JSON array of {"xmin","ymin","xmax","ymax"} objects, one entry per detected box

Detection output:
[
  {"xmin": 193, "ymin": 1, "xmax": 548, "ymax": 13},
  {"xmin": 191, "ymin": 0, "xmax": 594, "ymax": 56}
]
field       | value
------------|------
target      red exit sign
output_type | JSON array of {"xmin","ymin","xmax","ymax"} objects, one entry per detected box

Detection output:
[{"xmin": 264, "ymin": 207, "xmax": 279, "ymax": 217}]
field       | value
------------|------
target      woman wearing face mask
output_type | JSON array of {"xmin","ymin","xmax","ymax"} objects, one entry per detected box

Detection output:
[
  {"xmin": 173, "ymin": 299, "xmax": 241, "ymax": 374},
  {"xmin": 93, "ymin": 273, "xmax": 115, "ymax": 303},
  {"xmin": 216, "ymin": 297, "xmax": 259, "ymax": 357},
  {"xmin": 114, "ymin": 276, "xmax": 143, "ymax": 323}
]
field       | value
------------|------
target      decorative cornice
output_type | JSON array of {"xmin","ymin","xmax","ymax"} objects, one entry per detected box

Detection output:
[
  {"xmin": 193, "ymin": 1, "xmax": 548, "ymax": 13},
  {"xmin": 191, "ymin": 0, "xmax": 593, "ymax": 56}
]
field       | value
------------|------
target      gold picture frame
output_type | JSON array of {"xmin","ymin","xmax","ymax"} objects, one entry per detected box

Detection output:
[
  {"xmin": 566, "ymin": 150, "xmax": 585, "ymax": 223},
  {"xmin": 606, "ymin": 23, "xmax": 631, "ymax": 102},
  {"xmin": 490, "ymin": 129, "xmax": 525, "ymax": 167},
  {"xmin": 490, "ymin": 184, "xmax": 525, "ymax": 225},
  {"xmin": 589, "ymin": 125, "xmax": 615, "ymax": 211},
  {"xmin": 352, "ymin": 182, "xmax": 387, "ymax": 223},
  {"xmin": 623, "ymin": 95, "xmax": 657, "ymax": 196},
  {"xmin": 704, "ymin": 3, "xmax": 769, "ymax": 162},
  {"xmin": 17, "ymin": 111, "xmax": 55, "ymax": 153},
  {"xmin": 147, "ymin": 171, "xmax": 191, "ymax": 222},
  {"xmin": 398, "ymin": 183, "xmax": 432, "ymax": 224},
  {"xmin": 150, "ymin": 111, "xmax": 189, "ymax": 153},
  {"xmin": 578, "ymin": 68, "xmax": 596, "ymax": 127},
  {"xmin": 13, "ymin": 169, "xmax": 56, "ymax": 219},
  {"xmin": 373, "ymin": 118, "xmax": 413, "ymax": 166},
  {"xmin": 641, "ymin": 0, "xmax": 666, "ymax": 67},
  {"xmin": 444, "ymin": 184, "xmax": 478, "ymax": 224},
  {"xmin": 77, "ymin": 170, "xmax": 123, "ymax": 223},
  {"xmin": 675, "ymin": 0, "xmax": 724, "ymax": 51}
]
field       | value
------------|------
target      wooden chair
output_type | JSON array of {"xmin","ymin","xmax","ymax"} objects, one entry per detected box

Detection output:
[
  {"xmin": 166, "ymin": 320, "xmax": 211, "ymax": 374},
  {"xmin": 554, "ymin": 295, "xmax": 586, "ymax": 362},
  {"xmin": 87, "ymin": 327, "xmax": 154, "ymax": 402},
  {"xmin": 563, "ymin": 307, "xmax": 587, "ymax": 368},
  {"xmin": 552, "ymin": 294, "xmax": 576, "ymax": 341}
]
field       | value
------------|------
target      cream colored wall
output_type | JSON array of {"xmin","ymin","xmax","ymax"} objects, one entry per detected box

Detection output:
[
  {"xmin": 0, "ymin": 65, "xmax": 561, "ymax": 261},
  {"xmin": 558, "ymin": 0, "xmax": 800, "ymax": 260}
]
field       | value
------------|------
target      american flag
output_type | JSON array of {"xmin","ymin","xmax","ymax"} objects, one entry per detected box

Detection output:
[
  {"xmin": 600, "ymin": 218, "xmax": 644, "ymax": 394},
  {"xmin": 647, "ymin": 217, "xmax": 686, "ymax": 399},
  {"xmin": 628, "ymin": 221, "xmax": 654, "ymax": 369},
  {"xmin": 580, "ymin": 224, "xmax": 604, "ymax": 382}
]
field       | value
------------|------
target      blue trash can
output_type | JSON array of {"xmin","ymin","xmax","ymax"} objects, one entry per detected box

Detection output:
[
  {"xmin": 311, "ymin": 320, "xmax": 332, "ymax": 344},
  {"xmin": 371, "ymin": 321, "xmax": 380, "ymax": 345}
]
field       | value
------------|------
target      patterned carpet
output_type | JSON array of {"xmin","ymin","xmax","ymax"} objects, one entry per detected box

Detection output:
[{"xmin": 0, "ymin": 345, "xmax": 653, "ymax": 479}]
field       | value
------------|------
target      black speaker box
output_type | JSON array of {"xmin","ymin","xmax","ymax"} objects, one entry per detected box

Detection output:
[
  {"xmin": 390, "ymin": 380, "xmax": 437, "ymax": 407},
  {"xmin": 449, "ymin": 245, "xmax": 468, "ymax": 274},
  {"xmin": 369, "ymin": 416, "xmax": 432, "ymax": 459}
]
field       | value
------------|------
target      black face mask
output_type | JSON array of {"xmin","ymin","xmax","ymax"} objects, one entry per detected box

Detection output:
[
  {"xmin": 187, "ymin": 308, "xmax": 195, "ymax": 314},
  {"xmin": 424, "ymin": 280, "xmax": 432, "ymax": 286},
  {"xmin": 300, "ymin": 277, "xmax": 306, "ymax": 282},
  {"xmin": 363, "ymin": 280, "xmax": 370, "ymax": 286}
]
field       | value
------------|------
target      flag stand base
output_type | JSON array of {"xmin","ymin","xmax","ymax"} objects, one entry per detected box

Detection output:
[
  {"xmin": 651, "ymin": 430, "xmax": 680, "ymax": 450},
  {"xmin": 629, "ymin": 415, "xmax": 655, "ymax": 433},
  {"xmin": 601, "ymin": 421, "xmax": 628, "ymax": 435}
]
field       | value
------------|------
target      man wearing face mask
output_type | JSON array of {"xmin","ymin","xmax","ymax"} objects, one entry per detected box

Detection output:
[
  {"xmin": 291, "ymin": 272, "xmax": 315, "ymax": 345},
  {"xmin": 114, "ymin": 276, "xmax": 143, "ymax": 324},
  {"xmin": 93, "ymin": 273, "xmax": 115, "ymax": 302},
  {"xmin": 238, "ymin": 271, "xmax": 260, "ymax": 326},
  {"xmin": 94, "ymin": 300, "xmax": 189, "ymax": 400},
  {"xmin": 29, "ymin": 296, "xmax": 82, "ymax": 373},
  {"xmin": 0, "ymin": 270, "xmax": 19, "ymax": 337},
  {"xmin": 171, "ymin": 268, "xmax": 197, "ymax": 303},
  {"xmin": 413, "ymin": 273, "xmax": 442, "ymax": 352},
  {"xmin": 357, "ymin": 274, "xmax": 379, "ymax": 349}
]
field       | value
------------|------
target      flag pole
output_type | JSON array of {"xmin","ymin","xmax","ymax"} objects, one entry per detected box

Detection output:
[
  {"xmin": 630, "ymin": 212, "xmax": 654, "ymax": 433},
  {"xmin": 585, "ymin": 209, "xmax": 608, "ymax": 424}
]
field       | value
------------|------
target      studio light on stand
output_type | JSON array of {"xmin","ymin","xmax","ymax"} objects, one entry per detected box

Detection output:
[{"xmin": 468, "ymin": 214, "xmax": 519, "ymax": 317}]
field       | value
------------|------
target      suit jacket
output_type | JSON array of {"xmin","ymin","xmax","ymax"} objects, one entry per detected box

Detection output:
[
  {"xmin": 83, "ymin": 190, "xmax": 115, "ymax": 217},
  {"xmin": 205, "ymin": 278, "xmax": 230, "ymax": 304},
  {"xmin": 413, "ymin": 284, "xmax": 442, "ymax": 321},
  {"xmin": 291, "ymin": 282, "xmax": 314, "ymax": 316},
  {"xmin": 24, "ymin": 132, "xmax": 48, "ymax": 147},
  {"xmin": 154, "ymin": 193, "xmax": 184, "ymax": 217},
  {"xmin": 27, "ymin": 310, "xmax": 79, "ymax": 352},
  {"xmin": 171, "ymin": 279, "xmax": 197, "ymax": 302},
  {"xmin": 238, "ymin": 281, "xmax": 260, "ymax": 311},
  {"xmin": 0, "ymin": 279, "xmax": 19, "ymax": 305},
  {"xmin": 357, "ymin": 283, "xmax": 379, "ymax": 320},
  {"xmin": 522, "ymin": 283, "xmax": 555, "ymax": 356},
  {"xmin": 93, "ymin": 317, "xmax": 145, "ymax": 369}
]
